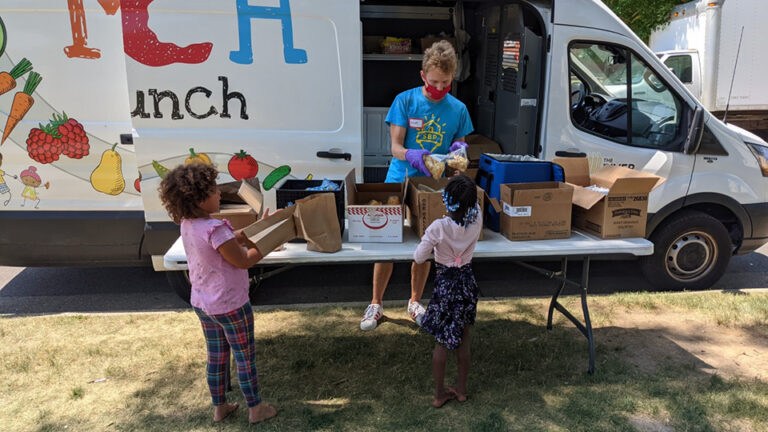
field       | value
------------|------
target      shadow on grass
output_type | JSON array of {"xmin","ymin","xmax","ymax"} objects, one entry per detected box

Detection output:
[{"xmin": 94, "ymin": 315, "xmax": 768, "ymax": 432}]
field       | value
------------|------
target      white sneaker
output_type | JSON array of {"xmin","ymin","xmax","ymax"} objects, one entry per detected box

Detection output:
[
  {"xmin": 407, "ymin": 301, "xmax": 426, "ymax": 327},
  {"xmin": 360, "ymin": 304, "xmax": 383, "ymax": 331}
]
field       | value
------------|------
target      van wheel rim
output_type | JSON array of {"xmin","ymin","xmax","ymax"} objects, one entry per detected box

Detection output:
[{"xmin": 665, "ymin": 231, "xmax": 716, "ymax": 281}]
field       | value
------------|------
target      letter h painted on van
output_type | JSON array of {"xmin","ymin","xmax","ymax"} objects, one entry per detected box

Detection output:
[{"xmin": 230, "ymin": 0, "xmax": 308, "ymax": 65}]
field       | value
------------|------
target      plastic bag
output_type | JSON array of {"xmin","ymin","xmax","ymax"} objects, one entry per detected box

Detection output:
[
  {"xmin": 445, "ymin": 146, "xmax": 469, "ymax": 172},
  {"xmin": 306, "ymin": 179, "xmax": 340, "ymax": 191}
]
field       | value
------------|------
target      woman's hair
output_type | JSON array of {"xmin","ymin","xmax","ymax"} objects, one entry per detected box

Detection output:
[
  {"xmin": 442, "ymin": 175, "xmax": 478, "ymax": 227},
  {"xmin": 158, "ymin": 163, "xmax": 218, "ymax": 224},
  {"xmin": 422, "ymin": 40, "xmax": 457, "ymax": 75}
]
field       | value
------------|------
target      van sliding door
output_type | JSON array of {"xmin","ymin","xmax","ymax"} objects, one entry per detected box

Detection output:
[{"xmin": 493, "ymin": 4, "xmax": 542, "ymax": 155}]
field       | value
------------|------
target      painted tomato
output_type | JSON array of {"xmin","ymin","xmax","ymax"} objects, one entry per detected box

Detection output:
[{"xmin": 228, "ymin": 150, "xmax": 259, "ymax": 180}]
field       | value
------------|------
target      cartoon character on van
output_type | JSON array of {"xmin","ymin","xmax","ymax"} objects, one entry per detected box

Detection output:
[
  {"xmin": 0, "ymin": 152, "xmax": 17, "ymax": 206},
  {"xmin": 19, "ymin": 166, "xmax": 43, "ymax": 208}
]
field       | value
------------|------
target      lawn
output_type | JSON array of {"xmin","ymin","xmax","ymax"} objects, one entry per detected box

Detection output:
[{"xmin": 2, "ymin": 291, "xmax": 768, "ymax": 431}]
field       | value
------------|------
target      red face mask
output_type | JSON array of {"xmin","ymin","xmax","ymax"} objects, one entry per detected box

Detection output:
[{"xmin": 424, "ymin": 82, "xmax": 451, "ymax": 100}]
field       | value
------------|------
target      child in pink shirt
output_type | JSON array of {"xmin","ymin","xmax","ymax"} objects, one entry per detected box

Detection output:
[
  {"xmin": 158, "ymin": 163, "xmax": 277, "ymax": 424},
  {"xmin": 413, "ymin": 174, "xmax": 482, "ymax": 408}
]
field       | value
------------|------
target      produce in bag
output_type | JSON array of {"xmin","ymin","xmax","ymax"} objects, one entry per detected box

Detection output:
[{"xmin": 423, "ymin": 154, "xmax": 445, "ymax": 180}]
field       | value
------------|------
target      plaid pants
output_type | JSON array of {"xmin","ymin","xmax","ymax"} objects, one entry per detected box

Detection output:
[{"xmin": 194, "ymin": 302, "xmax": 262, "ymax": 407}]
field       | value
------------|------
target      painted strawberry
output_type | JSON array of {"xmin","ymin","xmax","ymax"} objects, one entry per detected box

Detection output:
[
  {"xmin": 52, "ymin": 113, "xmax": 89, "ymax": 159},
  {"xmin": 26, "ymin": 123, "xmax": 63, "ymax": 164},
  {"xmin": 228, "ymin": 150, "xmax": 259, "ymax": 180}
]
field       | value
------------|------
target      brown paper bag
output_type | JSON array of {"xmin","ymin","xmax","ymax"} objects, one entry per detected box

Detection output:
[
  {"xmin": 294, "ymin": 193, "xmax": 342, "ymax": 253},
  {"xmin": 242, "ymin": 205, "xmax": 297, "ymax": 256}
]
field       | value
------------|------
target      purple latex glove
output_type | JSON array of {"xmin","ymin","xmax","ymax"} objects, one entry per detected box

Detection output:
[
  {"xmin": 405, "ymin": 149, "xmax": 431, "ymax": 176},
  {"xmin": 449, "ymin": 141, "xmax": 469, "ymax": 153}
]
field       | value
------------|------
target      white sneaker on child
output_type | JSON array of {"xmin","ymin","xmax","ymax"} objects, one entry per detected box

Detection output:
[
  {"xmin": 360, "ymin": 304, "xmax": 383, "ymax": 331},
  {"xmin": 407, "ymin": 301, "xmax": 426, "ymax": 326}
]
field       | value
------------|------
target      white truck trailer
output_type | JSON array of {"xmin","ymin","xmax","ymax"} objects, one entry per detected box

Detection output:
[{"xmin": 650, "ymin": 0, "xmax": 768, "ymax": 139}]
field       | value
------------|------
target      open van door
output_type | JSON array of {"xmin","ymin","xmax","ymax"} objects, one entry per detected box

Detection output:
[{"xmin": 121, "ymin": 0, "xmax": 362, "ymax": 266}]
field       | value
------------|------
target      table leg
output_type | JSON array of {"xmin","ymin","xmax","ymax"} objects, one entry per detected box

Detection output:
[
  {"xmin": 580, "ymin": 257, "xmax": 595, "ymax": 374},
  {"xmin": 547, "ymin": 257, "xmax": 568, "ymax": 330}
]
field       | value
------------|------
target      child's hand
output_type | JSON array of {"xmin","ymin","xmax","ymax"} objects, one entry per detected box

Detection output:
[{"xmin": 234, "ymin": 229, "xmax": 249, "ymax": 246}]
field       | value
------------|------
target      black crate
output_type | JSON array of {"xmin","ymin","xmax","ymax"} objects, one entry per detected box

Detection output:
[{"xmin": 275, "ymin": 179, "xmax": 345, "ymax": 236}]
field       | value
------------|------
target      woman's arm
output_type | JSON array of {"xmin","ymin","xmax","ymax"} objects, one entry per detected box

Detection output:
[
  {"xmin": 217, "ymin": 238, "xmax": 264, "ymax": 269},
  {"xmin": 390, "ymin": 124, "xmax": 408, "ymax": 161}
]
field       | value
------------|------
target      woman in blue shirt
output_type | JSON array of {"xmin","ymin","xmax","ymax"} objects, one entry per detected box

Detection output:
[{"xmin": 361, "ymin": 40, "xmax": 474, "ymax": 331}]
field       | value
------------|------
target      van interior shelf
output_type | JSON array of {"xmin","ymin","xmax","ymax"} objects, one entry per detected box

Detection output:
[
  {"xmin": 363, "ymin": 54, "xmax": 423, "ymax": 61},
  {"xmin": 360, "ymin": 5, "xmax": 452, "ymax": 20}
]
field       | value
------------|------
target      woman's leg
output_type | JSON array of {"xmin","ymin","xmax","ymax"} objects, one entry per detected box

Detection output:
[
  {"xmin": 453, "ymin": 326, "xmax": 471, "ymax": 401},
  {"xmin": 432, "ymin": 344, "xmax": 454, "ymax": 407},
  {"xmin": 372, "ymin": 262, "xmax": 393, "ymax": 305},
  {"xmin": 194, "ymin": 308, "xmax": 237, "ymax": 420}
]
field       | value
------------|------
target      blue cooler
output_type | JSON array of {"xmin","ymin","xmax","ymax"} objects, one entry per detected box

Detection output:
[{"xmin": 477, "ymin": 154, "xmax": 565, "ymax": 231}]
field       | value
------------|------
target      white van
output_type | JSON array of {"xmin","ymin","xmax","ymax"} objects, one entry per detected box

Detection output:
[{"xmin": 0, "ymin": 0, "xmax": 766, "ymax": 291}]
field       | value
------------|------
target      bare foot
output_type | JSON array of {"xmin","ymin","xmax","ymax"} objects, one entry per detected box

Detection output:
[
  {"xmin": 448, "ymin": 387, "xmax": 468, "ymax": 402},
  {"xmin": 213, "ymin": 402, "xmax": 239, "ymax": 422},
  {"xmin": 432, "ymin": 390, "xmax": 455, "ymax": 408},
  {"xmin": 249, "ymin": 402, "xmax": 278, "ymax": 423}
]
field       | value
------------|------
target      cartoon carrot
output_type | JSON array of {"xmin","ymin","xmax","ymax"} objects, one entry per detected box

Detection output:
[
  {"xmin": 2, "ymin": 71, "xmax": 42, "ymax": 145},
  {"xmin": 0, "ymin": 58, "xmax": 33, "ymax": 97}
]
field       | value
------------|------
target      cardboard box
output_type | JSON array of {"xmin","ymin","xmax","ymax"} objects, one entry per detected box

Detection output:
[
  {"xmin": 345, "ymin": 169, "xmax": 407, "ymax": 243},
  {"xmin": 499, "ymin": 182, "xmax": 573, "ymax": 241},
  {"xmin": 241, "ymin": 190, "xmax": 342, "ymax": 255},
  {"xmin": 420, "ymin": 37, "xmax": 457, "ymax": 53},
  {"xmin": 554, "ymin": 158, "xmax": 664, "ymax": 239},
  {"xmin": 210, "ymin": 181, "xmax": 263, "ymax": 230},
  {"xmin": 406, "ymin": 177, "xmax": 486, "ymax": 239},
  {"xmin": 464, "ymin": 134, "xmax": 503, "ymax": 168}
]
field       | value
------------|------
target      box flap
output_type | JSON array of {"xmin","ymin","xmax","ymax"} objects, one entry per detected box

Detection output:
[
  {"xmin": 344, "ymin": 168, "xmax": 357, "ymax": 207},
  {"xmin": 237, "ymin": 181, "xmax": 263, "ymax": 216},
  {"xmin": 483, "ymin": 190, "xmax": 502, "ymax": 212},
  {"xmin": 242, "ymin": 205, "xmax": 297, "ymax": 256},
  {"xmin": 591, "ymin": 166, "xmax": 663, "ymax": 192},
  {"xmin": 553, "ymin": 157, "xmax": 591, "ymax": 187},
  {"xmin": 609, "ymin": 176, "xmax": 662, "ymax": 195},
  {"xmin": 572, "ymin": 187, "xmax": 605, "ymax": 210}
]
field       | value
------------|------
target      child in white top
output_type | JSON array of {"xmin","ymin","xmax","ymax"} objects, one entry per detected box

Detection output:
[{"xmin": 413, "ymin": 174, "xmax": 482, "ymax": 408}]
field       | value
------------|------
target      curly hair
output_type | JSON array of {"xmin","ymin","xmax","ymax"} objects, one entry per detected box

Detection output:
[
  {"xmin": 444, "ymin": 174, "xmax": 478, "ymax": 226},
  {"xmin": 158, "ymin": 163, "xmax": 218, "ymax": 224},
  {"xmin": 422, "ymin": 40, "xmax": 457, "ymax": 75}
]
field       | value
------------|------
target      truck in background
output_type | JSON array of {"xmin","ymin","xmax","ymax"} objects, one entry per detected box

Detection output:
[{"xmin": 649, "ymin": 0, "xmax": 768, "ymax": 140}]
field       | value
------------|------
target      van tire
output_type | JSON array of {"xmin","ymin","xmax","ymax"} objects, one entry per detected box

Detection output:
[
  {"xmin": 166, "ymin": 270, "xmax": 191, "ymax": 304},
  {"xmin": 640, "ymin": 210, "xmax": 732, "ymax": 290}
]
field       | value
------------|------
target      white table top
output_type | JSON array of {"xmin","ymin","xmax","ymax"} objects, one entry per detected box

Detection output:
[{"xmin": 163, "ymin": 228, "xmax": 653, "ymax": 270}]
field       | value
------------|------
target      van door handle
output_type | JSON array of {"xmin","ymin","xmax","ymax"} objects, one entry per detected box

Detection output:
[
  {"xmin": 555, "ymin": 150, "xmax": 587, "ymax": 158},
  {"xmin": 317, "ymin": 151, "xmax": 351, "ymax": 161},
  {"xmin": 120, "ymin": 133, "xmax": 134, "ymax": 145},
  {"xmin": 521, "ymin": 55, "xmax": 529, "ymax": 89}
]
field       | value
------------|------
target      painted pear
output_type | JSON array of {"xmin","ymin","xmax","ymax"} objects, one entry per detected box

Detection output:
[{"xmin": 91, "ymin": 143, "xmax": 125, "ymax": 195}]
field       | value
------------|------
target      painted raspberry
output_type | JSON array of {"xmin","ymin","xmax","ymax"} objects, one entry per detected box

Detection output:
[
  {"xmin": 53, "ymin": 113, "xmax": 90, "ymax": 159},
  {"xmin": 26, "ymin": 123, "xmax": 64, "ymax": 164}
]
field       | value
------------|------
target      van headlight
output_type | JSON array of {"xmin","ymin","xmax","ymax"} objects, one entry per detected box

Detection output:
[{"xmin": 747, "ymin": 142, "xmax": 768, "ymax": 177}]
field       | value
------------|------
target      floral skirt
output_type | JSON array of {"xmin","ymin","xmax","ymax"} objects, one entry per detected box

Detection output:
[{"xmin": 421, "ymin": 263, "xmax": 478, "ymax": 349}]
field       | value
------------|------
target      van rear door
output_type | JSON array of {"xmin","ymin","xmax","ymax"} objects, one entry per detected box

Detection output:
[{"xmin": 122, "ymin": 0, "xmax": 361, "ymax": 222}]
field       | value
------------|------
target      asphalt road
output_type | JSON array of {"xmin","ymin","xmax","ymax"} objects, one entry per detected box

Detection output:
[{"xmin": 1, "ymin": 243, "xmax": 767, "ymax": 316}]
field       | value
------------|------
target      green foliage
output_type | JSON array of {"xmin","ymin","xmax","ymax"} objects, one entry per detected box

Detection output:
[{"xmin": 604, "ymin": 0, "xmax": 690, "ymax": 42}]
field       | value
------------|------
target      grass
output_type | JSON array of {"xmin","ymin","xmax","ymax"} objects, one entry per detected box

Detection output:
[{"xmin": 1, "ymin": 291, "xmax": 767, "ymax": 431}]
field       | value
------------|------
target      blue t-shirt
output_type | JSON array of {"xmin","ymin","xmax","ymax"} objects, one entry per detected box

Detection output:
[{"xmin": 384, "ymin": 87, "xmax": 474, "ymax": 183}]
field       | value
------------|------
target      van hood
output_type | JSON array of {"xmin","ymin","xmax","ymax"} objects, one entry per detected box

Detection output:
[{"xmin": 725, "ymin": 122, "xmax": 768, "ymax": 146}]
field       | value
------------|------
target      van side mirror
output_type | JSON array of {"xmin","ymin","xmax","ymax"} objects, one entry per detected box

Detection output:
[{"xmin": 684, "ymin": 106, "xmax": 704, "ymax": 154}]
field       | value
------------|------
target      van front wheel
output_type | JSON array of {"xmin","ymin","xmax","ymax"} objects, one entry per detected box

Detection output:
[
  {"xmin": 641, "ymin": 210, "xmax": 732, "ymax": 290},
  {"xmin": 166, "ymin": 270, "xmax": 191, "ymax": 304}
]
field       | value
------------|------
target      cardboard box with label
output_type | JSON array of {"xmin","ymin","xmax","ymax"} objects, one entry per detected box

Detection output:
[
  {"xmin": 407, "ymin": 177, "xmax": 486, "ymax": 239},
  {"xmin": 554, "ymin": 158, "xmax": 664, "ymax": 239},
  {"xmin": 499, "ymin": 182, "xmax": 573, "ymax": 241},
  {"xmin": 345, "ymin": 169, "xmax": 407, "ymax": 243}
]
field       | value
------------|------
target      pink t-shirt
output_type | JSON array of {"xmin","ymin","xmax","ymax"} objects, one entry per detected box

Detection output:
[
  {"xmin": 413, "ymin": 206, "xmax": 483, "ymax": 267},
  {"xmin": 180, "ymin": 218, "xmax": 249, "ymax": 315}
]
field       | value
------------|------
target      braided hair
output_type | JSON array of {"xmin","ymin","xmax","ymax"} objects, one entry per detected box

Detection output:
[{"xmin": 442, "ymin": 174, "xmax": 479, "ymax": 227}]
